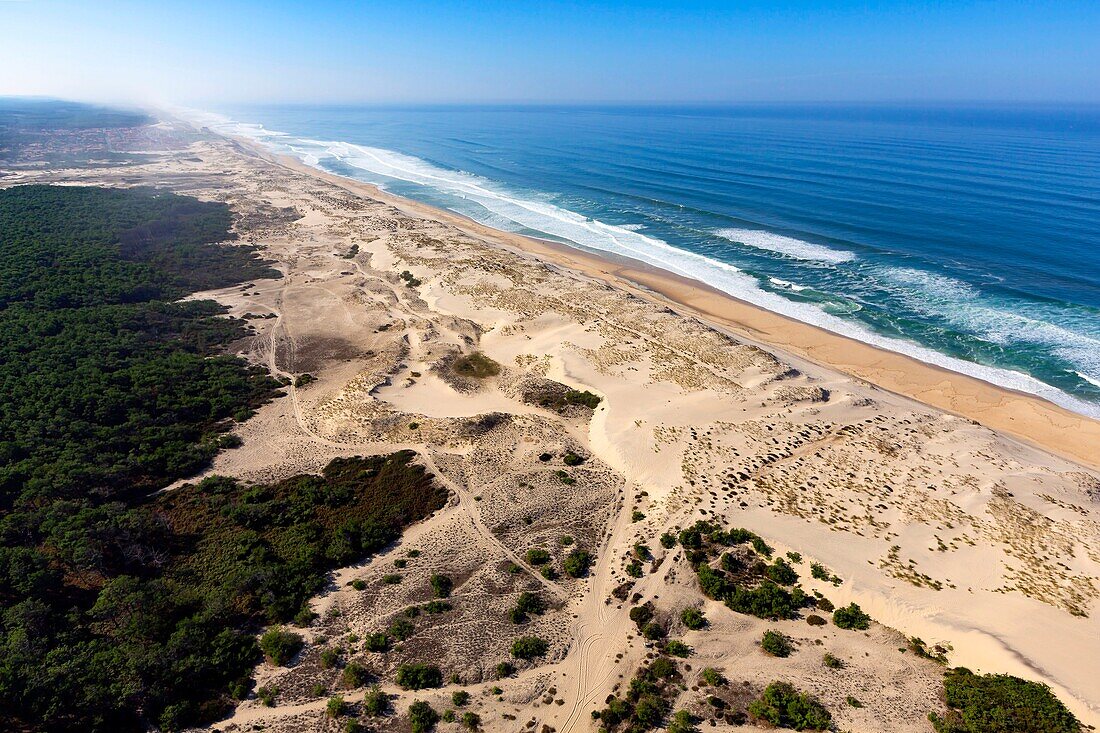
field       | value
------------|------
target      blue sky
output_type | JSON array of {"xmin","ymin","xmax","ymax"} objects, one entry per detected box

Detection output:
[{"xmin": 1, "ymin": 0, "xmax": 1098, "ymax": 104}]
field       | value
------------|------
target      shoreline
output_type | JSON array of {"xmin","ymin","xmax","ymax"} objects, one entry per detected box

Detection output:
[{"xmin": 229, "ymin": 136, "xmax": 1100, "ymax": 471}]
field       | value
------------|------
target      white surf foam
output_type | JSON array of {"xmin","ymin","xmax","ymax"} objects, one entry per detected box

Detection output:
[
  {"xmin": 1076, "ymin": 371, "xmax": 1100, "ymax": 389},
  {"xmin": 881, "ymin": 267, "xmax": 1100, "ymax": 390},
  {"xmin": 183, "ymin": 108, "xmax": 1100, "ymax": 420},
  {"xmin": 715, "ymin": 227, "xmax": 856, "ymax": 264},
  {"xmin": 768, "ymin": 277, "xmax": 809, "ymax": 292}
]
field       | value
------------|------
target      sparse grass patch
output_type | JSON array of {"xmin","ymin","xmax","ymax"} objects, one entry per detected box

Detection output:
[{"xmin": 452, "ymin": 352, "xmax": 500, "ymax": 378}]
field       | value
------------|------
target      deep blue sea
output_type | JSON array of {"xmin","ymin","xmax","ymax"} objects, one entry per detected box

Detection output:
[{"xmin": 194, "ymin": 104, "xmax": 1100, "ymax": 418}]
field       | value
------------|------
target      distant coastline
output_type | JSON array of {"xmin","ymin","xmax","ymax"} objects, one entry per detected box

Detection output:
[
  {"xmin": 214, "ymin": 120, "xmax": 1100, "ymax": 471},
  {"xmin": 185, "ymin": 104, "xmax": 1100, "ymax": 424}
]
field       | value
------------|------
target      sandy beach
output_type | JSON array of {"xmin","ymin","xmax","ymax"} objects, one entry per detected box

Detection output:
[
  {"xmin": 10, "ymin": 119, "xmax": 1099, "ymax": 731},
  {"xmin": 247, "ymin": 140, "xmax": 1100, "ymax": 474}
]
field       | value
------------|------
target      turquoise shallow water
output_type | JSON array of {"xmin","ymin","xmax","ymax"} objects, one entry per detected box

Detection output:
[{"xmin": 195, "ymin": 104, "xmax": 1100, "ymax": 417}]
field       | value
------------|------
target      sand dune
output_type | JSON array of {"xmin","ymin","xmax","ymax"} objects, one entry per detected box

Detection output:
[{"xmin": 16, "ymin": 120, "xmax": 1099, "ymax": 732}]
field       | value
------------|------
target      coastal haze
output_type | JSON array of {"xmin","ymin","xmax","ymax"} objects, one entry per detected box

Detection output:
[{"xmin": 2, "ymin": 2, "xmax": 1100, "ymax": 733}]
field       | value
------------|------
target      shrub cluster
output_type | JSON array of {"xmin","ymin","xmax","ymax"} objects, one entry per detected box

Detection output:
[
  {"xmin": 748, "ymin": 682, "xmax": 832, "ymax": 730},
  {"xmin": 929, "ymin": 668, "xmax": 1080, "ymax": 733}
]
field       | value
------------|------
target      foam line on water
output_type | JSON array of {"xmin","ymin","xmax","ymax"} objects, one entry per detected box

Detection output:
[
  {"xmin": 715, "ymin": 227, "xmax": 856, "ymax": 264},
  {"xmin": 181, "ymin": 108, "xmax": 1100, "ymax": 420}
]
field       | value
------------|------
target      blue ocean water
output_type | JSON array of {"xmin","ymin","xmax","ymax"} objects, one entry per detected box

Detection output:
[{"xmin": 195, "ymin": 104, "xmax": 1100, "ymax": 418}]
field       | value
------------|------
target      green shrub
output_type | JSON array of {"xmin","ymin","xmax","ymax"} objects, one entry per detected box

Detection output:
[
  {"xmin": 629, "ymin": 604, "xmax": 654, "ymax": 628},
  {"xmin": 452, "ymin": 690, "xmax": 470, "ymax": 707},
  {"xmin": 496, "ymin": 661, "xmax": 515, "ymax": 678},
  {"xmin": 725, "ymin": 580, "xmax": 802, "ymax": 619},
  {"xmin": 396, "ymin": 663, "xmax": 443, "ymax": 690},
  {"xmin": 929, "ymin": 668, "xmax": 1080, "ymax": 733},
  {"xmin": 389, "ymin": 617, "xmax": 415, "ymax": 641},
  {"xmin": 559, "ymin": 535, "xmax": 575, "ymax": 545},
  {"xmin": 833, "ymin": 603, "xmax": 871, "ymax": 630},
  {"xmin": 341, "ymin": 662, "xmax": 370, "ymax": 688},
  {"xmin": 526, "ymin": 548, "xmax": 551, "ymax": 565},
  {"xmin": 461, "ymin": 711, "xmax": 481, "ymax": 730},
  {"xmin": 320, "ymin": 647, "xmax": 339, "ymax": 669},
  {"xmin": 846, "ymin": 696, "xmax": 863, "ymax": 708},
  {"xmin": 806, "ymin": 614, "xmax": 826, "ymax": 626},
  {"xmin": 511, "ymin": 635, "xmax": 550, "ymax": 660},
  {"xmin": 382, "ymin": 573, "xmax": 402, "ymax": 585},
  {"xmin": 563, "ymin": 451, "xmax": 584, "ymax": 466},
  {"xmin": 823, "ymin": 653, "xmax": 844, "ymax": 669},
  {"xmin": 423, "ymin": 600, "xmax": 451, "ymax": 614},
  {"xmin": 668, "ymin": 709, "xmax": 699, "ymax": 733},
  {"xmin": 626, "ymin": 560, "xmax": 643, "ymax": 577},
  {"xmin": 363, "ymin": 682, "xmax": 389, "ymax": 708},
  {"xmin": 761, "ymin": 630, "xmax": 792, "ymax": 657},
  {"xmin": 326, "ymin": 695, "xmax": 346, "ymax": 718},
  {"xmin": 765, "ymin": 558, "xmax": 799, "ymax": 585},
  {"xmin": 700, "ymin": 667, "xmax": 726, "ymax": 686},
  {"xmin": 351, "ymin": 578, "xmax": 367, "ymax": 590},
  {"xmin": 680, "ymin": 607, "xmax": 707, "ymax": 630},
  {"xmin": 409, "ymin": 700, "xmax": 440, "ymax": 733},
  {"xmin": 564, "ymin": 389, "xmax": 601, "ymax": 408},
  {"xmin": 564, "ymin": 548, "xmax": 593, "ymax": 577},
  {"xmin": 516, "ymin": 591, "xmax": 546, "ymax": 616},
  {"xmin": 748, "ymin": 682, "xmax": 832, "ymax": 730},
  {"xmin": 660, "ymin": 532, "xmax": 677, "ymax": 549},
  {"xmin": 256, "ymin": 685, "xmax": 278, "ymax": 707},
  {"xmin": 364, "ymin": 632, "xmax": 391, "ymax": 652},
  {"xmin": 665, "ymin": 640, "xmax": 692, "ymax": 657},
  {"xmin": 452, "ymin": 352, "xmax": 500, "ymax": 378},
  {"xmin": 259, "ymin": 627, "xmax": 304, "ymax": 666},
  {"xmin": 430, "ymin": 573, "xmax": 453, "ymax": 598}
]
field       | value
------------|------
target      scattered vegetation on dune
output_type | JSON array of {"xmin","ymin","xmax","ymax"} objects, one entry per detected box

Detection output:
[
  {"xmin": 929, "ymin": 668, "xmax": 1081, "ymax": 733},
  {"xmin": 451, "ymin": 351, "xmax": 501, "ymax": 378},
  {"xmin": 748, "ymin": 681, "xmax": 832, "ymax": 730}
]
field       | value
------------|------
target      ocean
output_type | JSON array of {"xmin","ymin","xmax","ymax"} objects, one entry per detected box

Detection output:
[{"xmin": 192, "ymin": 104, "xmax": 1100, "ymax": 419}]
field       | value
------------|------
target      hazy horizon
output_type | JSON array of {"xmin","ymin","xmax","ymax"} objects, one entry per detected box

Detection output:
[{"xmin": 2, "ymin": 0, "xmax": 1099, "ymax": 107}]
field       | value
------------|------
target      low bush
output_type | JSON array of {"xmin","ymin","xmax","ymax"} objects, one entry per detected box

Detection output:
[
  {"xmin": 680, "ymin": 607, "xmax": 707, "ymax": 630},
  {"xmin": 259, "ymin": 627, "xmax": 304, "ymax": 666},
  {"xmin": 409, "ymin": 700, "xmax": 440, "ymax": 733},
  {"xmin": 700, "ymin": 668, "xmax": 726, "ymax": 687},
  {"xmin": 452, "ymin": 690, "xmax": 470, "ymax": 707},
  {"xmin": 396, "ymin": 663, "xmax": 443, "ymax": 690},
  {"xmin": 833, "ymin": 603, "xmax": 871, "ymax": 630},
  {"xmin": 761, "ymin": 630, "xmax": 792, "ymax": 658},
  {"xmin": 929, "ymin": 668, "xmax": 1080, "ymax": 733},
  {"xmin": 511, "ymin": 635, "xmax": 550, "ymax": 660},
  {"xmin": 748, "ymin": 682, "xmax": 831, "ymax": 730},
  {"xmin": 526, "ymin": 548, "xmax": 551, "ymax": 565},
  {"xmin": 564, "ymin": 548, "xmax": 593, "ymax": 577},
  {"xmin": 364, "ymin": 632, "xmax": 391, "ymax": 652},
  {"xmin": 326, "ymin": 695, "xmax": 346, "ymax": 718},
  {"xmin": 363, "ymin": 684, "xmax": 389, "ymax": 715},
  {"xmin": 389, "ymin": 617, "xmax": 415, "ymax": 641},
  {"xmin": 563, "ymin": 451, "xmax": 584, "ymax": 466},
  {"xmin": 430, "ymin": 573, "xmax": 453, "ymax": 598},
  {"xmin": 342, "ymin": 662, "xmax": 370, "ymax": 688}
]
